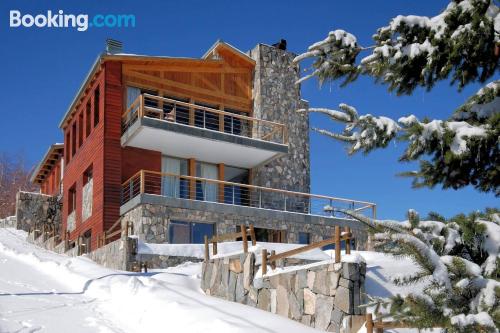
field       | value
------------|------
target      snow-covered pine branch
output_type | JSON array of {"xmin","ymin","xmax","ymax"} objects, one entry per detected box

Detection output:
[
  {"xmin": 294, "ymin": 0, "xmax": 499, "ymax": 93},
  {"xmin": 294, "ymin": 1, "xmax": 500, "ymax": 195},
  {"xmin": 299, "ymin": 89, "xmax": 499, "ymax": 194},
  {"xmin": 344, "ymin": 208, "xmax": 500, "ymax": 332}
]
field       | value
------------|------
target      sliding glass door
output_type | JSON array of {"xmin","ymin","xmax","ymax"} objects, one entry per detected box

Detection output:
[
  {"xmin": 196, "ymin": 162, "xmax": 218, "ymax": 202},
  {"xmin": 161, "ymin": 156, "xmax": 188, "ymax": 198}
]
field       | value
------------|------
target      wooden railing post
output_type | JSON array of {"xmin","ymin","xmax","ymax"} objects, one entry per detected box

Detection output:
[
  {"xmin": 139, "ymin": 95, "xmax": 144, "ymax": 118},
  {"xmin": 366, "ymin": 314, "xmax": 374, "ymax": 333},
  {"xmin": 261, "ymin": 249, "xmax": 268, "ymax": 275},
  {"xmin": 241, "ymin": 224, "xmax": 248, "ymax": 253},
  {"xmin": 140, "ymin": 170, "xmax": 145, "ymax": 194},
  {"xmin": 335, "ymin": 225, "xmax": 341, "ymax": 263},
  {"xmin": 249, "ymin": 224, "xmax": 256, "ymax": 246},
  {"xmin": 212, "ymin": 239, "xmax": 218, "ymax": 256},
  {"xmin": 270, "ymin": 250, "xmax": 276, "ymax": 270},
  {"xmin": 345, "ymin": 226, "xmax": 351, "ymax": 255},
  {"xmin": 204, "ymin": 235, "xmax": 210, "ymax": 261}
]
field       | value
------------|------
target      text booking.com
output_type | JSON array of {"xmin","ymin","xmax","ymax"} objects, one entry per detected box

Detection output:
[{"xmin": 10, "ymin": 10, "xmax": 136, "ymax": 31}]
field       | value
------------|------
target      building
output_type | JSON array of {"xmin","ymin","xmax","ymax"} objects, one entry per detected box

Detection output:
[{"xmin": 30, "ymin": 39, "xmax": 376, "ymax": 252}]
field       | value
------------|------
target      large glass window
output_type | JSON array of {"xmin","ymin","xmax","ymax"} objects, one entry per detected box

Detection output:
[
  {"xmin": 161, "ymin": 156, "xmax": 188, "ymax": 198},
  {"xmin": 163, "ymin": 95, "xmax": 190, "ymax": 124},
  {"xmin": 196, "ymin": 162, "xmax": 218, "ymax": 202},
  {"xmin": 169, "ymin": 220, "xmax": 214, "ymax": 244},
  {"xmin": 224, "ymin": 108, "xmax": 249, "ymax": 136},
  {"xmin": 195, "ymin": 102, "xmax": 219, "ymax": 131},
  {"xmin": 224, "ymin": 166, "xmax": 249, "ymax": 205}
]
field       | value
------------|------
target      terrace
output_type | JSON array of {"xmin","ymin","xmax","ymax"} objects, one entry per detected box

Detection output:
[
  {"xmin": 121, "ymin": 94, "xmax": 288, "ymax": 168},
  {"xmin": 120, "ymin": 170, "xmax": 377, "ymax": 219}
]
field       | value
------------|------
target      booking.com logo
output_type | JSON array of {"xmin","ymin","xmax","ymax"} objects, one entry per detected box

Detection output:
[{"xmin": 9, "ymin": 10, "xmax": 135, "ymax": 32}]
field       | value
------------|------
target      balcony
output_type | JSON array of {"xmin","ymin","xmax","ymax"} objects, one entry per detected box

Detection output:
[
  {"xmin": 121, "ymin": 170, "xmax": 376, "ymax": 219},
  {"xmin": 121, "ymin": 94, "xmax": 288, "ymax": 168}
]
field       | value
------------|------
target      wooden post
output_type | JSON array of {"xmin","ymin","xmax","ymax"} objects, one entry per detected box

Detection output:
[
  {"xmin": 189, "ymin": 98, "xmax": 195, "ymax": 126},
  {"xmin": 241, "ymin": 224, "xmax": 248, "ymax": 253},
  {"xmin": 212, "ymin": 240, "xmax": 218, "ymax": 256},
  {"xmin": 335, "ymin": 226, "xmax": 341, "ymax": 263},
  {"xmin": 366, "ymin": 314, "xmax": 374, "ymax": 333},
  {"xmin": 204, "ymin": 235, "xmax": 210, "ymax": 261},
  {"xmin": 249, "ymin": 224, "xmax": 256, "ymax": 246},
  {"xmin": 270, "ymin": 250, "xmax": 276, "ymax": 270},
  {"xmin": 189, "ymin": 158, "xmax": 196, "ymax": 199},
  {"xmin": 140, "ymin": 170, "xmax": 145, "ymax": 194},
  {"xmin": 262, "ymin": 249, "xmax": 268, "ymax": 275},
  {"xmin": 345, "ymin": 226, "xmax": 351, "ymax": 255},
  {"xmin": 138, "ymin": 95, "xmax": 143, "ymax": 118}
]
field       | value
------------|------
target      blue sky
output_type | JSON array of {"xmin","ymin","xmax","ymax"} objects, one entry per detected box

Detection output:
[{"xmin": 1, "ymin": 0, "xmax": 497, "ymax": 220}]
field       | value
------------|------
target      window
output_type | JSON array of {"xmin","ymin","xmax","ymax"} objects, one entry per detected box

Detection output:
[
  {"xmin": 164, "ymin": 95, "xmax": 190, "ymax": 124},
  {"xmin": 82, "ymin": 166, "xmax": 93, "ymax": 221},
  {"xmin": 223, "ymin": 166, "xmax": 249, "ymax": 205},
  {"xmin": 252, "ymin": 227, "xmax": 286, "ymax": 243},
  {"xmin": 93, "ymin": 87, "xmax": 100, "ymax": 127},
  {"xmin": 298, "ymin": 232, "xmax": 310, "ymax": 245},
  {"xmin": 65, "ymin": 131, "xmax": 71, "ymax": 165},
  {"xmin": 78, "ymin": 111, "xmax": 83, "ymax": 148},
  {"xmin": 161, "ymin": 156, "xmax": 189, "ymax": 198},
  {"xmin": 71, "ymin": 122, "xmax": 76, "ymax": 157},
  {"xmin": 195, "ymin": 102, "xmax": 219, "ymax": 131},
  {"xmin": 68, "ymin": 184, "xmax": 77, "ymax": 213},
  {"xmin": 82, "ymin": 229, "xmax": 91, "ymax": 253},
  {"xmin": 168, "ymin": 221, "xmax": 214, "ymax": 244},
  {"xmin": 85, "ymin": 101, "xmax": 91, "ymax": 137},
  {"xmin": 196, "ymin": 162, "xmax": 218, "ymax": 202},
  {"xmin": 224, "ymin": 108, "xmax": 249, "ymax": 136}
]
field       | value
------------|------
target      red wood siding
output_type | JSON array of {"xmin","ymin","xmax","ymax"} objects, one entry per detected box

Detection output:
[
  {"xmin": 102, "ymin": 61, "xmax": 123, "ymax": 237},
  {"xmin": 122, "ymin": 147, "xmax": 161, "ymax": 182},
  {"xmin": 62, "ymin": 69, "xmax": 105, "ymax": 251},
  {"xmin": 40, "ymin": 159, "xmax": 62, "ymax": 196}
]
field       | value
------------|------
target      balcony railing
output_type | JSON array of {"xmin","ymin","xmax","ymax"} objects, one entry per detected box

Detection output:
[
  {"xmin": 121, "ymin": 170, "xmax": 376, "ymax": 219},
  {"xmin": 122, "ymin": 94, "xmax": 288, "ymax": 145}
]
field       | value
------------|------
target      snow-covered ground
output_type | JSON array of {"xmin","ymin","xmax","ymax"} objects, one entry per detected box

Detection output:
[{"xmin": 0, "ymin": 227, "xmax": 426, "ymax": 333}]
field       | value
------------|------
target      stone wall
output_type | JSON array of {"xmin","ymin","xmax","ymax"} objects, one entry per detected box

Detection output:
[
  {"xmin": 0, "ymin": 216, "xmax": 17, "ymax": 228},
  {"xmin": 121, "ymin": 202, "xmax": 368, "ymax": 247},
  {"xmin": 136, "ymin": 253, "xmax": 203, "ymax": 269},
  {"xmin": 249, "ymin": 44, "xmax": 310, "ymax": 194},
  {"xmin": 201, "ymin": 252, "xmax": 366, "ymax": 332},
  {"xmin": 85, "ymin": 237, "xmax": 137, "ymax": 271},
  {"xmin": 15, "ymin": 191, "xmax": 62, "ymax": 232}
]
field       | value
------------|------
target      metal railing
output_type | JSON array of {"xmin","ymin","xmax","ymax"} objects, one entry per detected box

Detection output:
[
  {"xmin": 121, "ymin": 94, "xmax": 288, "ymax": 145},
  {"xmin": 121, "ymin": 170, "xmax": 376, "ymax": 219}
]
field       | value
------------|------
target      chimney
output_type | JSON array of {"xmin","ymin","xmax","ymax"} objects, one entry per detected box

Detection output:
[{"xmin": 106, "ymin": 39, "xmax": 123, "ymax": 54}]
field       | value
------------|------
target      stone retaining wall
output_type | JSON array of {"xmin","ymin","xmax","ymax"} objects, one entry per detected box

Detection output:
[
  {"xmin": 85, "ymin": 237, "xmax": 137, "ymax": 271},
  {"xmin": 15, "ymin": 191, "xmax": 61, "ymax": 232},
  {"xmin": 201, "ymin": 253, "xmax": 366, "ymax": 332},
  {"xmin": 136, "ymin": 253, "xmax": 203, "ymax": 269},
  {"xmin": 0, "ymin": 216, "xmax": 17, "ymax": 228}
]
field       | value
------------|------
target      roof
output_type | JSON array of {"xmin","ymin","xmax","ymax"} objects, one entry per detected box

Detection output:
[
  {"xmin": 202, "ymin": 40, "xmax": 256, "ymax": 64},
  {"xmin": 59, "ymin": 40, "xmax": 255, "ymax": 129},
  {"xmin": 30, "ymin": 144, "xmax": 64, "ymax": 184}
]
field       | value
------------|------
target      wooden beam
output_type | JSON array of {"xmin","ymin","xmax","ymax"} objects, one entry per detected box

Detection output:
[
  {"xmin": 123, "ymin": 63, "xmax": 250, "ymax": 74},
  {"xmin": 124, "ymin": 70, "xmax": 250, "ymax": 105}
]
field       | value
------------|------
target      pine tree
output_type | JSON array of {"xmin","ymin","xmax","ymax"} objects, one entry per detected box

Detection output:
[
  {"xmin": 294, "ymin": 0, "xmax": 500, "ymax": 195},
  {"xmin": 344, "ymin": 208, "xmax": 500, "ymax": 332}
]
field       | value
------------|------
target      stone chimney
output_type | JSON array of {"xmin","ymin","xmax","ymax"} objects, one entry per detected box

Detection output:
[{"xmin": 249, "ymin": 43, "xmax": 310, "ymax": 193}]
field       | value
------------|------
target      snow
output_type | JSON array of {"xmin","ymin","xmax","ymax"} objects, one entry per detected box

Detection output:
[
  {"xmin": 139, "ymin": 240, "xmax": 332, "ymax": 263},
  {"xmin": 478, "ymin": 220, "xmax": 500, "ymax": 275},
  {"xmin": 0, "ymin": 228, "xmax": 319, "ymax": 333},
  {"xmin": 450, "ymin": 312, "xmax": 496, "ymax": 330}
]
